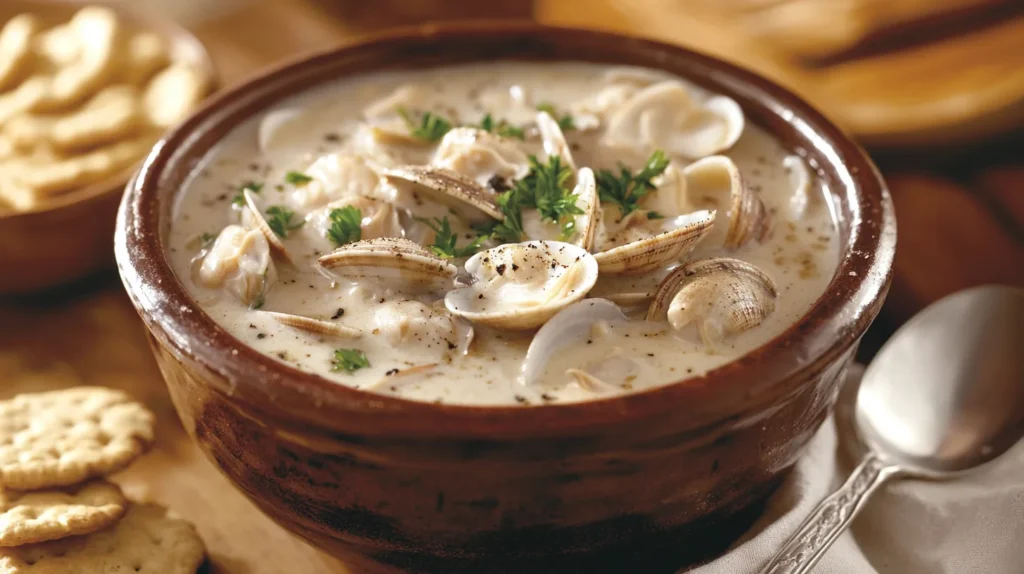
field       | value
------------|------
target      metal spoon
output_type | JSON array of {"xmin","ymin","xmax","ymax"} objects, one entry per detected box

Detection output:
[{"xmin": 760, "ymin": 285, "xmax": 1024, "ymax": 574}]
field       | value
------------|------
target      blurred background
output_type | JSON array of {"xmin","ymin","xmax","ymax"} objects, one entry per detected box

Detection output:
[{"xmin": 138, "ymin": 0, "xmax": 1024, "ymax": 353}]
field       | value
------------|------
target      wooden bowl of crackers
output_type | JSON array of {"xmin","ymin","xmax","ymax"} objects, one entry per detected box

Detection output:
[{"xmin": 0, "ymin": 1, "xmax": 215, "ymax": 294}]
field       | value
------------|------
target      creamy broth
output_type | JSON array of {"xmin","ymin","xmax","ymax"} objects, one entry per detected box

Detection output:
[{"xmin": 168, "ymin": 62, "xmax": 839, "ymax": 406}]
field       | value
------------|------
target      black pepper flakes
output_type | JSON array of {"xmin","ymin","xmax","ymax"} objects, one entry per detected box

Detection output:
[
  {"xmin": 386, "ymin": 368, "xmax": 400, "ymax": 376},
  {"xmin": 331, "ymin": 308, "xmax": 345, "ymax": 319},
  {"xmin": 495, "ymin": 264, "xmax": 507, "ymax": 276}
]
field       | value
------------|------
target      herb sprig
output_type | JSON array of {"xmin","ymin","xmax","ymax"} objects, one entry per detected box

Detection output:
[
  {"xmin": 265, "ymin": 206, "xmax": 305, "ymax": 238},
  {"xmin": 478, "ymin": 113, "xmax": 525, "ymax": 140},
  {"xmin": 485, "ymin": 154, "xmax": 580, "ymax": 243},
  {"xmin": 326, "ymin": 206, "xmax": 362, "ymax": 247},
  {"xmin": 398, "ymin": 107, "xmax": 452, "ymax": 143},
  {"xmin": 332, "ymin": 348, "xmax": 369, "ymax": 373},
  {"xmin": 418, "ymin": 216, "xmax": 487, "ymax": 259},
  {"xmin": 285, "ymin": 171, "xmax": 313, "ymax": 185},
  {"xmin": 595, "ymin": 150, "xmax": 670, "ymax": 217}
]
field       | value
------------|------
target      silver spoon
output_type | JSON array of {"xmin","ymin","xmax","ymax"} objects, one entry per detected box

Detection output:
[{"xmin": 760, "ymin": 284, "xmax": 1024, "ymax": 574}]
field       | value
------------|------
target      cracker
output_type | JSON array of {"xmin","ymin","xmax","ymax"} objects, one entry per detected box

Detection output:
[
  {"xmin": 0, "ymin": 15, "xmax": 41, "ymax": 92},
  {"xmin": 0, "ymin": 481, "xmax": 125, "ymax": 547},
  {"xmin": 0, "ymin": 387, "xmax": 155, "ymax": 491},
  {"xmin": 2, "ymin": 115, "xmax": 54, "ymax": 151},
  {"xmin": 32, "ymin": 24, "xmax": 80, "ymax": 69},
  {"xmin": 9, "ymin": 135, "xmax": 153, "ymax": 197},
  {"xmin": 0, "ymin": 503, "xmax": 205, "ymax": 574},
  {"xmin": 143, "ymin": 63, "xmax": 207, "ymax": 129},
  {"xmin": 0, "ymin": 77, "xmax": 49, "ymax": 127},
  {"xmin": 119, "ymin": 32, "xmax": 170, "ymax": 86},
  {"xmin": 52, "ymin": 85, "xmax": 143, "ymax": 150},
  {"xmin": 31, "ymin": 7, "xmax": 123, "ymax": 112}
]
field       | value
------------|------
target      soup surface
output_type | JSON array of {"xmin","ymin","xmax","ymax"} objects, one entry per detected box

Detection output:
[{"xmin": 168, "ymin": 62, "xmax": 840, "ymax": 405}]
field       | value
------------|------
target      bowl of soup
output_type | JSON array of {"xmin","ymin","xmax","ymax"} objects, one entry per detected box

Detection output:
[{"xmin": 115, "ymin": 22, "xmax": 894, "ymax": 573}]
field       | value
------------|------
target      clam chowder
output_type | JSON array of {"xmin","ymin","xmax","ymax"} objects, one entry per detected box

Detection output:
[{"xmin": 168, "ymin": 62, "xmax": 840, "ymax": 405}]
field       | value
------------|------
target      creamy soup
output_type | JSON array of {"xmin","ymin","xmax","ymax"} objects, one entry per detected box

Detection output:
[{"xmin": 168, "ymin": 62, "xmax": 839, "ymax": 406}]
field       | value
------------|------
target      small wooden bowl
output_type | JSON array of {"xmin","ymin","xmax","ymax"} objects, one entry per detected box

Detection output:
[{"xmin": 0, "ymin": 1, "xmax": 216, "ymax": 295}]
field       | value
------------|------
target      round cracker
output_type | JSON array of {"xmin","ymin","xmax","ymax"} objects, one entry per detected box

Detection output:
[
  {"xmin": 0, "ymin": 387, "xmax": 155, "ymax": 491},
  {"xmin": 0, "ymin": 502, "xmax": 205, "ymax": 574},
  {"xmin": 0, "ymin": 481, "xmax": 125, "ymax": 547}
]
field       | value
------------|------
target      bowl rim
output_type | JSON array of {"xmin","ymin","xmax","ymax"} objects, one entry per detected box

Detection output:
[
  {"xmin": 0, "ymin": 0, "xmax": 217, "ymax": 220},
  {"xmin": 116, "ymin": 21, "xmax": 895, "ymax": 438}
]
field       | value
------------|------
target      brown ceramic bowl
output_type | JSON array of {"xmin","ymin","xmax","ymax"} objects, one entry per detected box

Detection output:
[
  {"xmin": 115, "ymin": 23, "xmax": 895, "ymax": 574},
  {"xmin": 0, "ymin": 0, "xmax": 215, "ymax": 294}
]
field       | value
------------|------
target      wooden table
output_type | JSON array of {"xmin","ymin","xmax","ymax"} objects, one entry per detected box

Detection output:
[{"xmin": 1, "ymin": 1, "xmax": 1021, "ymax": 572}]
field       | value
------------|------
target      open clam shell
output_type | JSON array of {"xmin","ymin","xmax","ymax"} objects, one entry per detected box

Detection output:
[
  {"xmin": 261, "ymin": 311, "xmax": 361, "ymax": 339},
  {"xmin": 317, "ymin": 237, "xmax": 458, "ymax": 293},
  {"xmin": 444, "ymin": 240, "xmax": 599, "ymax": 330},
  {"xmin": 536, "ymin": 110, "xmax": 577, "ymax": 173},
  {"xmin": 593, "ymin": 209, "xmax": 716, "ymax": 275},
  {"xmin": 242, "ymin": 189, "xmax": 293, "ymax": 264},
  {"xmin": 519, "ymin": 298, "xmax": 627, "ymax": 387},
  {"xmin": 646, "ymin": 257, "xmax": 777, "ymax": 347},
  {"xmin": 378, "ymin": 165, "xmax": 503, "ymax": 225},
  {"xmin": 683, "ymin": 155, "xmax": 769, "ymax": 249}
]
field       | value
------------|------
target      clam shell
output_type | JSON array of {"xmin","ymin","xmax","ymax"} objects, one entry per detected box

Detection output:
[
  {"xmin": 536, "ymin": 110, "xmax": 577, "ymax": 172},
  {"xmin": 683, "ymin": 155, "xmax": 769, "ymax": 249},
  {"xmin": 378, "ymin": 165, "xmax": 503, "ymax": 225},
  {"xmin": 432, "ymin": 127, "xmax": 530, "ymax": 188},
  {"xmin": 646, "ymin": 257, "xmax": 777, "ymax": 347},
  {"xmin": 262, "ymin": 311, "xmax": 361, "ymax": 339},
  {"xmin": 519, "ymin": 298, "xmax": 627, "ymax": 387},
  {"xmin": 317, "ymin": 237, "xmax": 458, "ymax": 293},
  {"xmin": 593, "ymin": 209, "xmax": 716, "ymax": 275},
  {"xmin": 242, "ymin": 189, "xmax": 293, "ymax": 264},
  {"xmin": 445, "ymin": 240, "xmax": 599, "ymax": 330},
  {"xmin": 571, "ymin": 167, "xmax": 600, "ymax": 251}
]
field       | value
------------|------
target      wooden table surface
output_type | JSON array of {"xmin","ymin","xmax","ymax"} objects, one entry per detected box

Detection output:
[{"xmin": 1, "ymin": 1, "xmax": 1022, "ymax": 572}]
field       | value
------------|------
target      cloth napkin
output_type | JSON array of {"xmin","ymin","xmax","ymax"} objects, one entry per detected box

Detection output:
[{"xmin": 686, "ymin": 365, "xmax": 1024, "ymax": 574}]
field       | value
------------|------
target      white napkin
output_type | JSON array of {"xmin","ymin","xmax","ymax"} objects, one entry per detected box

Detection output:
[{"xmin": 685, "ymin": 365, "xmax": 1024, "ymax": 574}]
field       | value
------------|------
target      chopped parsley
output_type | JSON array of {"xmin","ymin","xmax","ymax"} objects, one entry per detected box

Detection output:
[
  {"xmin": 418, "ymin": 216, "xmax": 487, "ymax": 259},
  {"xmin": 231, "ymin": 181, "xmax": 263, "ymax": 206},
  {"xmin": 478, "ymin": 113, "xmax": 525, "ymax": 140},
  {"xmin": 595, "ymin": 150, "xmax": 670, "ymax": 217},
  {"xmin": 285, "ymin": 171, "xmax": 313, "ymax": 185},
  {"xmin": 486, "ymin": 154, "xmax": 580, "ymax": 243},
  {"xmin": 199, "ymin": 232, "xmax": 217, "ymax": 248},
  {"xmin": 398, "ymin": 107, "xmax": 452, "ymax": 143},
  {"xmin": 326, "ymin": 206, "xmax": 362, "ymax": 246},
  {"xmin": 264, "ymin": 205, "xmax": 304, "ymax": 238},
  {"xmin": 647, "ymin": 211, "xmax": 665, "ymax": 220},
  {"xmin": 536, "ymin": 103, "xmax": 575, "ymax": 131},
  {"xmin": 332, "ymin": 348, "xmax": 369, "ymax": 373}
]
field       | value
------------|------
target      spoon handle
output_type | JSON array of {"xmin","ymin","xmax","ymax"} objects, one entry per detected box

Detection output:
[{"xmin": 758, "ymin": 452, "xmax": 901, "ymax": 574}]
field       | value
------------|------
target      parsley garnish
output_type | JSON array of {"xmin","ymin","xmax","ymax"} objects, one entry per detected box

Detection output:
[
  {"xmin": 326, "ymin": 206, "xmax": 362, "ymax": 246},
  {"xmin": 418, "ymin": 216, "xmax": 488, "ymax": 258},
  {"xmin": 647, "ymin": 211, "xmax": 665, "ymax": 220},
  {"xmin": 332, "ymin": 348, "xmax": 369, "ymax": 373},
  {"xmin": 595, "ymin": 150, "xmax": 670, "ymax": 217},
  {"xmin": 478, "ymin": 113, "xmax": 525, "ymax": 140},
  {"xmin": 265, "ymin": 205, "xmax": 304, "ymax": 238},
  {"xmin": 285, "ymin": 171, "xmax": 313, "ymax": 185},
  {"xmin": 231, "ymin": 181, "xmax": 263, "ymax": 206},
  {"xmin": 398, "ymin": 107, "xmax": 452, "ymax": 143},
  {"xmin": 537, "ymin": 103, "xmax": 575, "ymax": 131},
  {"xmin": 485, "ymin": 154, "xmax": 580, "ymax": 243}
]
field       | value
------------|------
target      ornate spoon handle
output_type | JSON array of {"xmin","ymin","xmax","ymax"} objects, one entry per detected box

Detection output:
[{"xmin": 759, "ymin": 451, "xmax": 901, "ymax": 574}]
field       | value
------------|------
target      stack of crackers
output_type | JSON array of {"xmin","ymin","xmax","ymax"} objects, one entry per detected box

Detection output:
[
  {"xmin": 0, "ymin": 387, "xmax": 206, "ymax": 573},
  {"xmin": 0, "ymin": 5, "xmax": 208, "ymax": 211}
]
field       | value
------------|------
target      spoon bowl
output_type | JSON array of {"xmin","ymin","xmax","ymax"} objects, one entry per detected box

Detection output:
[
  {"xmin": 762, "ymin": 285, "xmax": 1024, "ymax": 574},
  {"xmin": 857, "ymin": 285, "xmax": 1024, "ymax": 476}
]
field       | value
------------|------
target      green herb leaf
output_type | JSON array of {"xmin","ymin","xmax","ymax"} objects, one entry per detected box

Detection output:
[
  {"xmin": 476, "ymin": 113, "xmax": 525, "ymax": 140},
  {"xmin": 326, "ymin": 206, "xmax": 362, "ymax": 247},
  {"xmin": 265, "ymin": 205, "xmax": 305, "ymax": 238},
  {"xmin": 398, "ymin": 107, "xmax": 452, "ymax": 143},
  {"xmin": 537, "ymin": 103, "xmax": 575, "ymax": 131},
  {"xmin": 285, "ymin": 171, "xmax": 313, "ymax": 185},
  {"xmin": 231, "ymin": 181, "xmax": 263, "ymax": 206},
  {"xmin": 485, "ymin": 154, "xmax": 581, "ymax": 243},
  {"xmin": 332, "ymin": 348, "xmax": 369, "ymax": 373},
  {"xmin": 647, "ymin": 211, "xmax": 665, "ymax": 220},
  {"xmin": 417, "ymin": 216, "xmax": 487, "ymax": 259},
  {"xmin": 595, "ymin": 150, "xmax": 670, "ymax": 217},
  {"xmin": 199, "ymin": 232, "xmax": 217, "ymax": 248}
]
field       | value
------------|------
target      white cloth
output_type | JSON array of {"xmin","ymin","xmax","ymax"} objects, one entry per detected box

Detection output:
[{"xmin": 686, "ymin": 365, "xmax": 1024, "ymax": 574}]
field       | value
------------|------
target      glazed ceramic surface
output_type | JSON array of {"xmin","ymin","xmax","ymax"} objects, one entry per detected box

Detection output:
[{"xmin": 116, "ymin": 23, "xmax": 894, "ymax": 573}]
